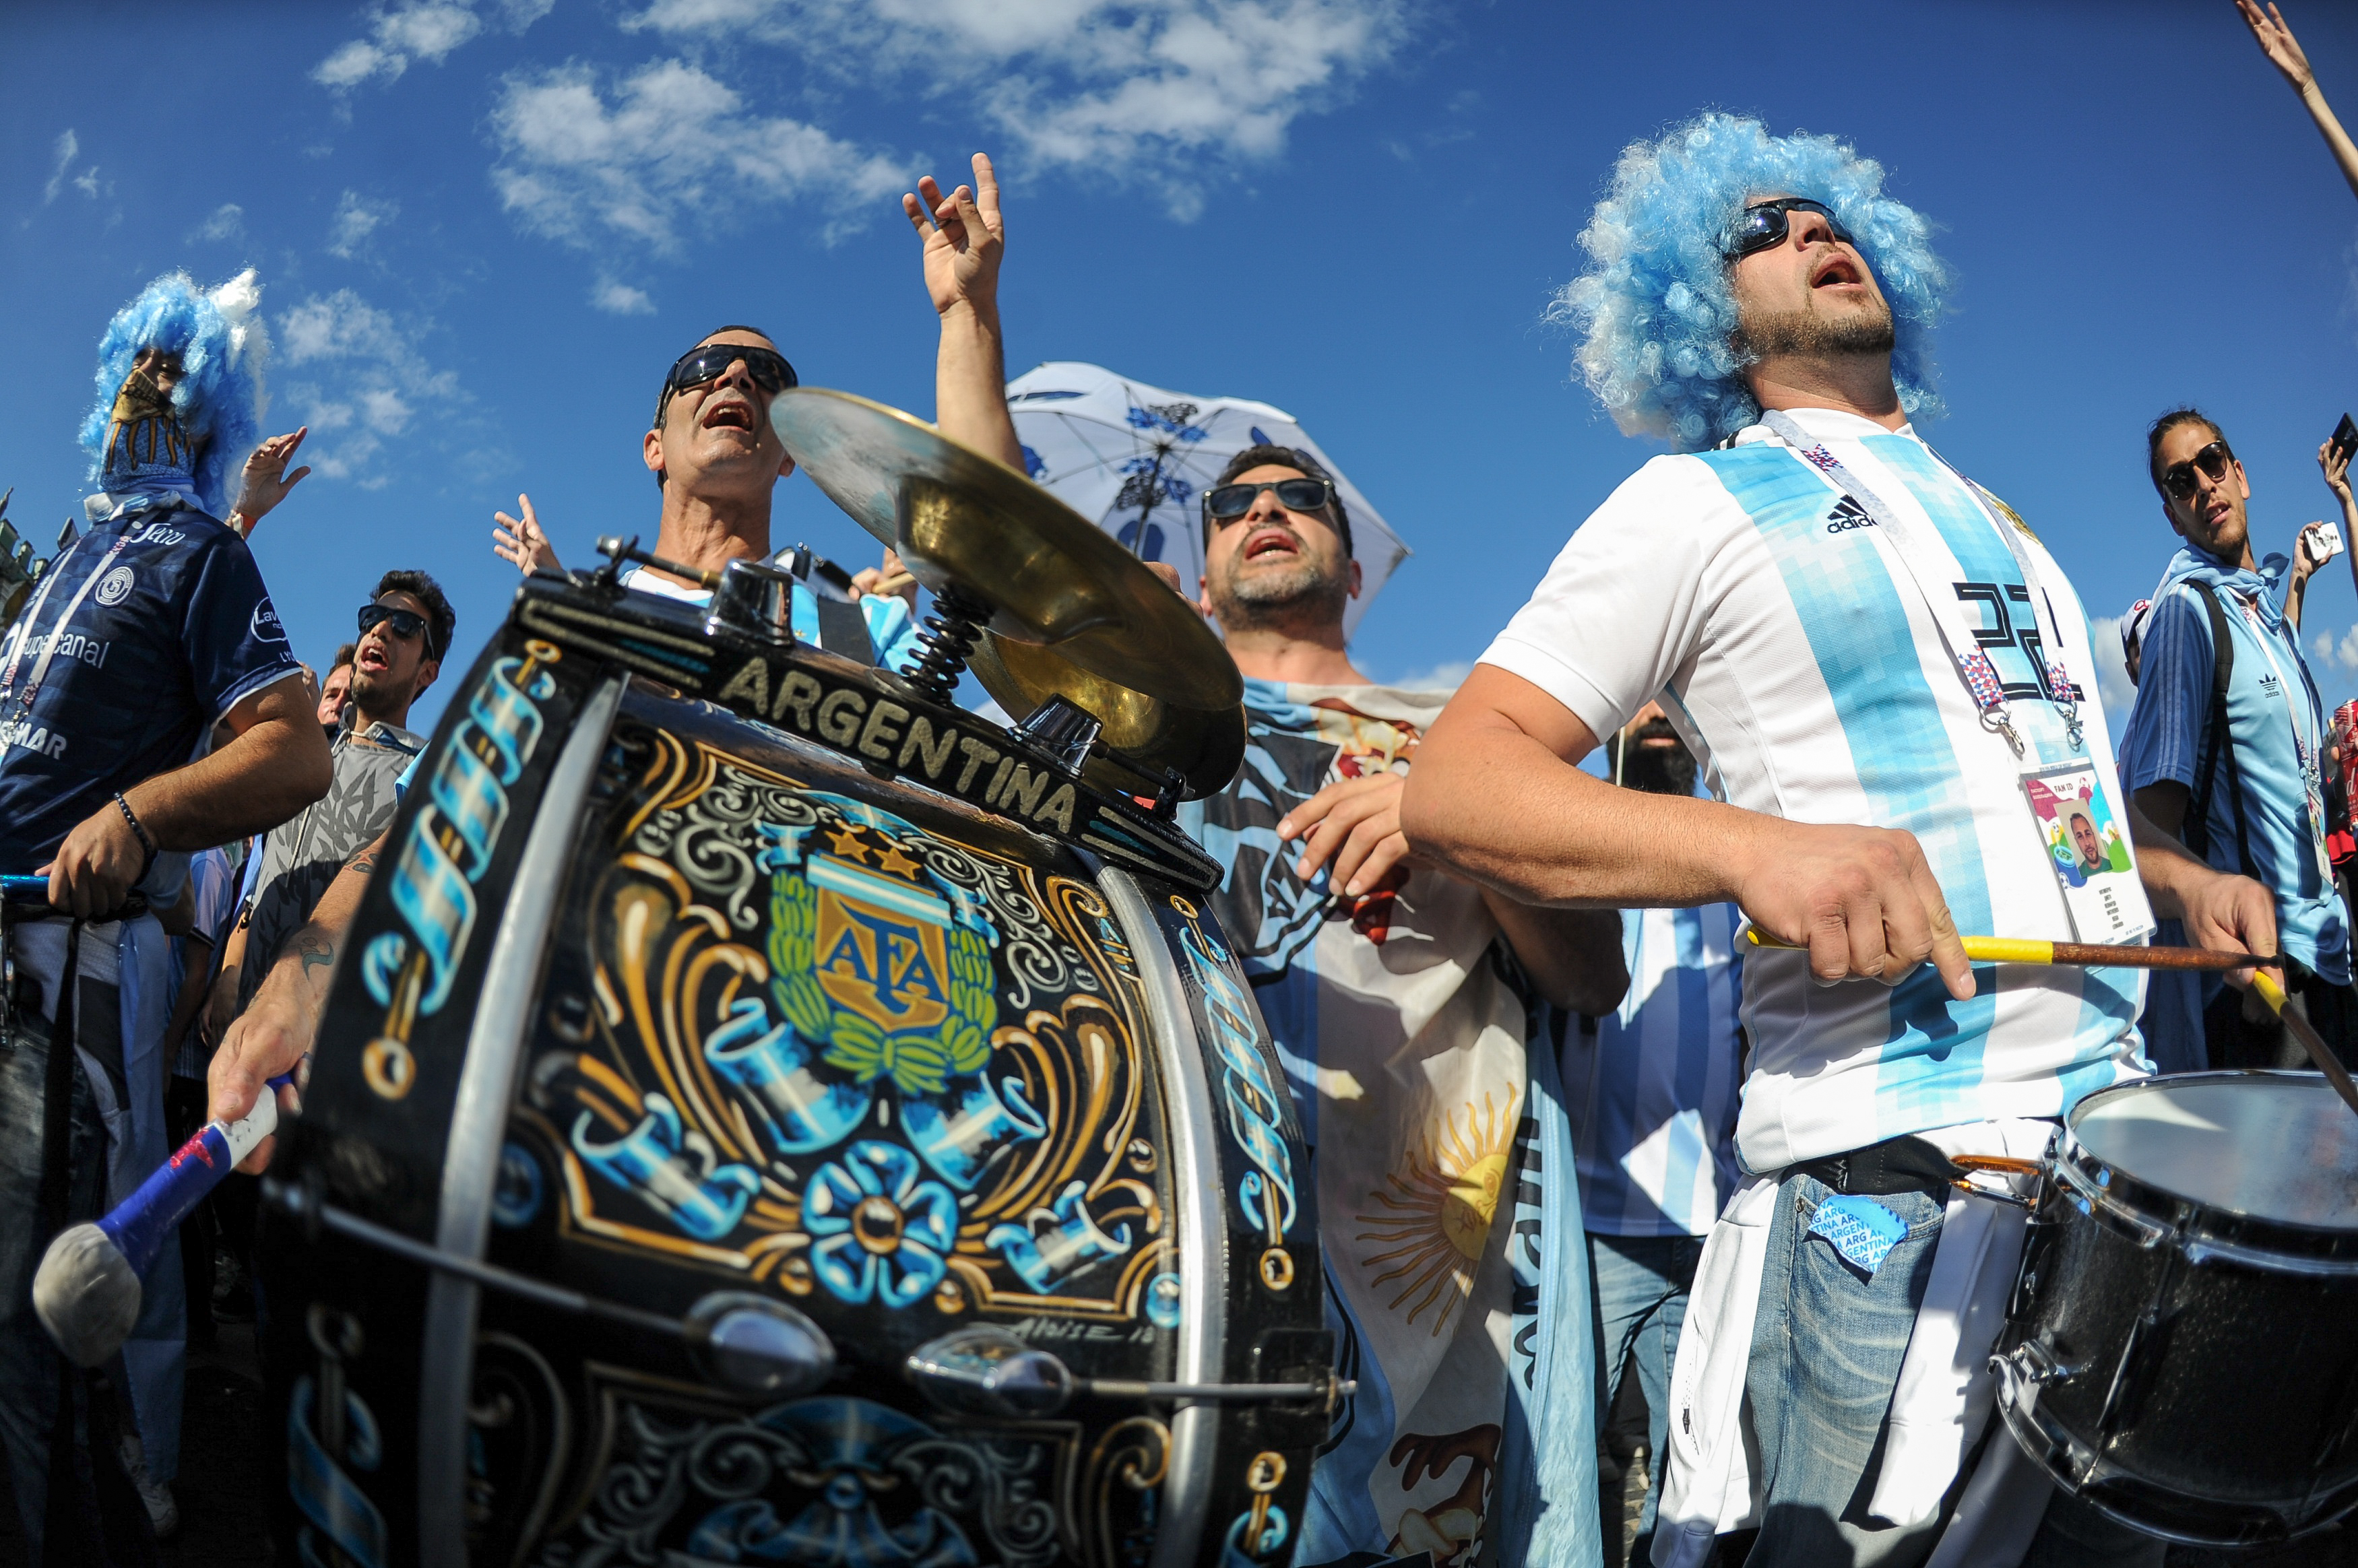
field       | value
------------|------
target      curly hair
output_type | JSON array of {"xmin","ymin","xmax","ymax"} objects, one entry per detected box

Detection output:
[
  {"xmin": 1549, "ymin": 113, "xmax": 1950, "ymax": 451},
  {"xmin": 78, "ymin": 269, "xmax": 270, "ymax": 517}
]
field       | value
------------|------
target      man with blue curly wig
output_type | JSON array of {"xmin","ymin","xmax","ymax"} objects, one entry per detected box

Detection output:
[
  {"xmin": 1405, "ymin": 115, "xmax": 2281, "ymax": 1566},
  {"xmin": 0, "ymin": 270, "xmax": 330, "ymax": 1561}
]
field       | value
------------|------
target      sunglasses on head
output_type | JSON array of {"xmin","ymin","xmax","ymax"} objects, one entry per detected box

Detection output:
[
  {"xmin": 1727, "ymin": 197, "xmax": 1857, "ymax": 260},
  {"xmin": 1203, "ymin": 476, "xmax": 1334, "ymax": 525},
  {"xmin": 2159, "ymin": 440, "xmax": 2235, "ymax": 504},
  {"xmin": 659, "ymin": 342, "xmax": 798, "ymax": 410},
  {"xmin": 358, "ymin": 601, "xmax": 439, "ymax": 659}
]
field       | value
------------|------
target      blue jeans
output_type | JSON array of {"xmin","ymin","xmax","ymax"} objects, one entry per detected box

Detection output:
[
  {"xmin": 1744, "ymin": 1174, "xmax": 2161, "ymax": 1568},
  {"xmin": 1589, "ymin": 1231, "xmax": 1702, "ymax": 1553}
]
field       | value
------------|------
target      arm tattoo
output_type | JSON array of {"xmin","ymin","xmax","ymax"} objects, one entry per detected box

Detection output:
[
  {"xmin": 345, "ymin": 845, "xmax": 381, "ymax": 878},
  {"xmin": 296, "ymin": 930, "xmax": 338, "ymax": 977}
]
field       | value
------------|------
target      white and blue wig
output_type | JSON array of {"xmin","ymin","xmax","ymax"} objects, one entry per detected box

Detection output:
[
  {"xmin": 78, "ymin": 269, "xmax": 270, "ymax": 518},
  {"xmin": 1552, "ymin": 113, "xmax": 1948, "ymax": 451}
]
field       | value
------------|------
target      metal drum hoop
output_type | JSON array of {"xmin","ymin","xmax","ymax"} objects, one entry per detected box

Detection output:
[{"xmin": 2056, "ymin": 1070, "xmax": 2358, "ymax": 1274}]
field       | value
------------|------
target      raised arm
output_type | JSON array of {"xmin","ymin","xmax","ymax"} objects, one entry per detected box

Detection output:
[
  {"xmin": 907, "ymin": 152, "xmax": 1023, "ymax": 471},
  {"xmin": 1400, "ymin": 663, "xmax": 1976, "ymax": 999},
  {"xmin": 2239, "ymin": 1, "xmax": 2358, "ymax": 202}
]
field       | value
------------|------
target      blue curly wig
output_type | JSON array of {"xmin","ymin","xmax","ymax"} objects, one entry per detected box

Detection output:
[
  {"xmin": 79, "ymin": 269, "xmax": 270, "ymax": 517},
  {"xmin": 1550, "ymin": 113, "xmax": 1949, "ymax": 452}
]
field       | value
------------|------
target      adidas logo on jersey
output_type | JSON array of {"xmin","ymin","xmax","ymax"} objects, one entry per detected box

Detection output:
[{"xmin": 1824, "ymin": 496, "xmax": 1876, "ymax": 533}]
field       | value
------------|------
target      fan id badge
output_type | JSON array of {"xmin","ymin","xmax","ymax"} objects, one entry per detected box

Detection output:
[{"xmin": 2022, "ymin": 762, "xmax": 2149, "ymax": 944}]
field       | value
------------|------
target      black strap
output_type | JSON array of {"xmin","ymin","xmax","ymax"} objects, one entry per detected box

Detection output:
[
  {"xmin": 1789, "ymin": 1132, "xmax": 1962, "ymax": 1199},
  {"xmin": 2182, "ymin": 582, "xmax": 2258, "ymax": 877},
  {"xmin": 36, "ymin": 921, "xmax": 82, "ymax": 1239}
]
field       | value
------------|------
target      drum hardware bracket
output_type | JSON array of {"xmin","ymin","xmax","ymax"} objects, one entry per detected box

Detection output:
[
  {"xmin": 1009, "ymin": 694, "xmax": 1103, "ymax": 777},
  {"xmin": 903, "ymin": 581, "xmax": 992, "ymax": 706},
  {"xmin": 905, "ymin": 1327, "xmax": 1351, "ymax": 1423},
  {"xmin": 1151, "ymin": 768, "xmax": 1184, "ymax": 821},
  {"xmin": 263, "ymin": 1179, "xmax": 839, "ymax": 1398},
  {"xmin": 595, "ymin": 534, "xmax": 722, "ymax": 593}
]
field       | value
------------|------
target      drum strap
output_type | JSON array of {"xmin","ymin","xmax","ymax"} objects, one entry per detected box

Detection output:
[{"xmin": 1787, "ymin": 1132, "xmax": 1962, "ymax": 1200}]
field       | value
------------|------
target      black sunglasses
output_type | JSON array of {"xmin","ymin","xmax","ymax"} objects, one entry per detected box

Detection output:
[
  {"xmin": 358, "ymin": 601, "xmax": 439, "ymax": 659},
  {"xmin": 2159, "ymin": 440, "xmax": 2235, "ymax": 504},
  {"xmin": 1203, "ymin": 477, "xmax": 1334, "ymax": 524},
  {"xmin": 658, "ymin": 342, "xmax": 798, "ymax": 414},
  {"xmin": 1727, "ymin": 197, "xmax": 1857, "ymax": 259}
]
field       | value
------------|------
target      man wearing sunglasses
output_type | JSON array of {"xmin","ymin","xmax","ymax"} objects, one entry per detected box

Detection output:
[
  {"xmin": 204, "ymin": 574, "xmax": 448, "ymax": 1052},
  {"xmin": 488, "ymin": 152, "xmax": 1023, "ymax": 669},
  {"xmin": 2120, "ymin": 411, "xmax": 2353, "ymax": 1075},
  {"xmin": 1402, "ymin": 114, "xmax": 2274, "ymax": 1567},
  {"xmin": 1176, "ymin": 441, "xmax": 1628, "ymax": 1566}
]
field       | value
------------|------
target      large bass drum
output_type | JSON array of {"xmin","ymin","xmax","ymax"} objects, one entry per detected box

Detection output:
[
  {"xmin": 259, "ymin": 566, "xmax": 1328, "ymax": 1567},
  {"xmin": 1993, "ymin": 1070, "xmax": 2358, "ymax": 1547}
]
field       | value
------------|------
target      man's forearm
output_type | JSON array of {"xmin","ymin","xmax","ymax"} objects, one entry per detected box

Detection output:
[
  {"xmin": 1404, "ymin": 719, "xmax": 1764, "ymax": 909},
  {"xmin": 936, "ymin": 301, "xmax": 1023, "ymax": 471},
  {"xmin": 129, "ymin": 707, "xmax": 332, "ymax": 850},
  {"xmin": 2299, "ymin": 79, "xmax": 2358, "ymax": 203},
  {"xmin": 2128, "ymin": 793, "xmax": 2211, "ymax": 923}
]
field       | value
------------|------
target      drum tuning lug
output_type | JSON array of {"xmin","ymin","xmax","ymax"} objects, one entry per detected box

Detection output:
[
  {"xmin": 905, "ymin": 1327, "xmax": 1075, "ymax": 1419},
  {"xmin": 1011, "ymin": 694, "xmax": 1104, "ymax": 777},
  {"xmin": 1151, "ymin": 768, "xmax": 1185, "ymax": 820},
  {"xmin": 682, "ymin": 1291, "xmax": 836, "ymax": 1398},
  {"xmin": 2000, "ymin": 1336, "xmax": 2090, "ymax": 1389},
  {"xmin": 704, "ymin": 558, "xmax": 801, "ymax": 647}
]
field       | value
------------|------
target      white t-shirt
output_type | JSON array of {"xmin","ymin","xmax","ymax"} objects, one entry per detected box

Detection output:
[{"xmin": 1482, "ymin": 407, "xmax": 2150, "ymax": 1172}]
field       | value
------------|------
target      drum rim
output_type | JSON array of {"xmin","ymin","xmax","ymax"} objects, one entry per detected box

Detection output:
[{"xmin": 2060, "ymin": 1070, "xmax": 2358, "ymax": 1260}]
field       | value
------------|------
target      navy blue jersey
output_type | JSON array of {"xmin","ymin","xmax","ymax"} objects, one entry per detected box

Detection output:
[{"xmin": 0, "ymin": 503, "xmax": 299, "ymax": 872}]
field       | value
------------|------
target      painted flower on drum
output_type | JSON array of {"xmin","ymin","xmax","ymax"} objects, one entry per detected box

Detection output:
[{"xmin": 805, "ymin": 1140, "xmax": 958, "ymax": 1308}]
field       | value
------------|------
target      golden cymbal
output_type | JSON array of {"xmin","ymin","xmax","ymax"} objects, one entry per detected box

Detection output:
[
  {"xmin": 770, "ymin": 387, "xmax": 1242, "ymax": 713},
  {"xmin": 969, "ymin": 631, "xmax": 1247, "ymax": 799}
]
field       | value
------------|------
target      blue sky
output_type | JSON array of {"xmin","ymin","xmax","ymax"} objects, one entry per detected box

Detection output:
[{"xmin": 7, "ymin": 0, "xmax": 2358, "ymax": 740}]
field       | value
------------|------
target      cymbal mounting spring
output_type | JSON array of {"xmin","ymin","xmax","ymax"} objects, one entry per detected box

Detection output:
[{"xmin": 904, "ymin": 582, "xmax": 990, "ymax": 706}]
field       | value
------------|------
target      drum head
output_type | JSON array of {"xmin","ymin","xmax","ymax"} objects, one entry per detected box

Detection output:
[{"xmin": 2071, "ymin": 1074, "xmax": 2358, "ymax": 1231}]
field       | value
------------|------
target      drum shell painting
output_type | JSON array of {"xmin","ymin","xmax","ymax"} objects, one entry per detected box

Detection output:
[
  {"xmin": 1996, "ymin": 1074, "xmax": 2358, "ymax": 1547},
  {"xmin": 259, "ymin": 612, "xmax": 1325, "ymax": 1568}
]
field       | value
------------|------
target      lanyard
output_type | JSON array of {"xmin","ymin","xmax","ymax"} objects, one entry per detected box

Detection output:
[
  {"xmin": 0, "ymin": 530, "xmax": 137, "ymax": 734},
  {"xmin": 2231, "ymin": 593, "xmax": 2335, "ymax": 880},
  {"xmin": 1757, "ymin": 412, "xmax": 2084, "ymax": 759}
]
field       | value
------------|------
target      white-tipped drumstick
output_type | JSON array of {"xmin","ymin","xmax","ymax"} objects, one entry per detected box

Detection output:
[{"xmin": 32, "ymin": 1074, "xmax": 290, "ymax": 1367}]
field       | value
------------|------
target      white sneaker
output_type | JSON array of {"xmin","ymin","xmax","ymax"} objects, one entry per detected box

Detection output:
[{"xmin": 117, "ymin": 1433, "xmax": 180, "ymax": 1540}]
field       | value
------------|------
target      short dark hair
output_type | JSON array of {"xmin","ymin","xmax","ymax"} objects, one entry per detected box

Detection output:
[
  {"xmin": 2147, "ymin": 406, "xmax": 2229, "ymax": 502},
  {"xmin": 1205, "ymin": 443, "xmax": 1353, "ymax": 557},
  {"xmin": 653, "ymin": 325, "xmax": 777, "ymax": 492},
  {"xmin": 374, "ymin": 569, "xmax": 455, "ymax": 663},
  {"xmin": 329, "ymin": 641, "xmax": 356, "ymax": 673}
]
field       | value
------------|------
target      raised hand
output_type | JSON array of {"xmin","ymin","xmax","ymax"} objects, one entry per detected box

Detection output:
[
  {"xmin": 850, "ymin": 546, "xmax": 918, "ymax": 610},
  {"xmin": 492, "ymin": 492, "xmax": 563, "ymax": 575},
  {"xmin": 2239, "ymin": 1, "xmax": 2317, "ymax": 92},
  {"xmin": 230, "ymin": 427, "xmax": 313, "ymax": 535},
  {"xmin": 905, "ymin": 152, "xmax": 1005, "ymax": 322},
  {"xmin": 2320, "ymin": 436, "xmax": 2353, "ymax": 500}
]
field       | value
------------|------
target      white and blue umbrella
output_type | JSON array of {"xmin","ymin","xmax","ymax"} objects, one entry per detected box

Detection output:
[{"xmin": 1006, "ymin": 361, "xmax": 1409, "ymax": 634}]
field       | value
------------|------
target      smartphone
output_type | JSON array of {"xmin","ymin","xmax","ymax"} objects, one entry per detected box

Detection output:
[
  {"xmin": 2306, "ymin": 520, "xmax": 2347, "ymax": 565},
  {"xmin": 2334, "ymin": 413, "xmax": 2358, "ymax": 469}
]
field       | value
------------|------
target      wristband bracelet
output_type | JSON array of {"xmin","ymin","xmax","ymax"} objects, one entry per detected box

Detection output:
[{"xmin": 113, "ymin": 792, "xmax": 158, "ymax": 865}]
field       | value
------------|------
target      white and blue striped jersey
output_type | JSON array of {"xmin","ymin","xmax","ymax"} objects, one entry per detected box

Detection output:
[
  {"xmin": 1483, "ymin": 407, "xmax": 2153, "ymax": 1173},
  {"xmin": 1556, "ymin": 905, "xmax": 1745, "ymax": 1237}
]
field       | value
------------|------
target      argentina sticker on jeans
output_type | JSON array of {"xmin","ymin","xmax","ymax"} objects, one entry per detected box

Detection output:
[{"xmin": 1808, "ymin": 1193, "xmax": 1907, "ymax": 1277}]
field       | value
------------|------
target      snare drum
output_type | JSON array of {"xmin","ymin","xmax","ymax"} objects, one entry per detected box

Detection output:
[
  {"xmin": 1994, "ymin": 1071, "xmax": 2358, "ymax": 1546},
  {"xmin": 259, "ymin": 571, "xmax": 1327, "ymax": 1567}
]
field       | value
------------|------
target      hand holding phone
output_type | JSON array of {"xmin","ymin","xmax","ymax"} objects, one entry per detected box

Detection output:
[{"xmin": 2303, "ymin": 520, "xmax": 2345, "ymax": 566}]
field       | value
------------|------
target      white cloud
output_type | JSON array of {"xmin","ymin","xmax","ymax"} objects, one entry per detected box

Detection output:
[
  {"xmin": 313, "ymin": 0, "xmax": 549, "ymax": 89},
  {"xmin": 327, "ymin": 190, "xmax": 400, "ymax": 258},
  {"xmin": 2312, "ymin": 623, "xmax": 2358, "ymax": 678},
  {"xmin": 488, "ymin": 59, "xmax": 907, "ymax": 253},
  {"xmin": 191, "ymin": 203, "xmax": 246, "ymax": 242},
  {"xmin": 42, "ymin": 130, "xmax": 77, "ymax": 203},
  {"xmin": 71, "ymin": 168, "xmax": 102, "ymax": 199},
  {"xmin": 1382, "ymin": 657, "xmax": 1473, "ymax": 693},
  {"xmin": 625, "ymin": 0, "xmax": 1416, "ymax": 219},
  {"xmin": 278, "ymin": 290, "xmax": 459, "ymax": 482},
  {"xmin": 592, "ymin": 278, "xmax": 656, "ymax": 315}
]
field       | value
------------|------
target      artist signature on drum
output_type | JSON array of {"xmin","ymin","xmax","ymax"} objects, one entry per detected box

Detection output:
[{"xmin": 998, "ymin": 1315, "xmax": 1159, "ymax": 1344}]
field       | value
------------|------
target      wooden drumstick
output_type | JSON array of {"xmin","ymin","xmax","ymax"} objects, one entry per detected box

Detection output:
[
  {"xmin": 2250, "ymin": 970, "xmax": 2358, "ymax": 1119},
  {"xmin": 1743, "ymin": 929, "xmax": 2273, "ymax": 972}
]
